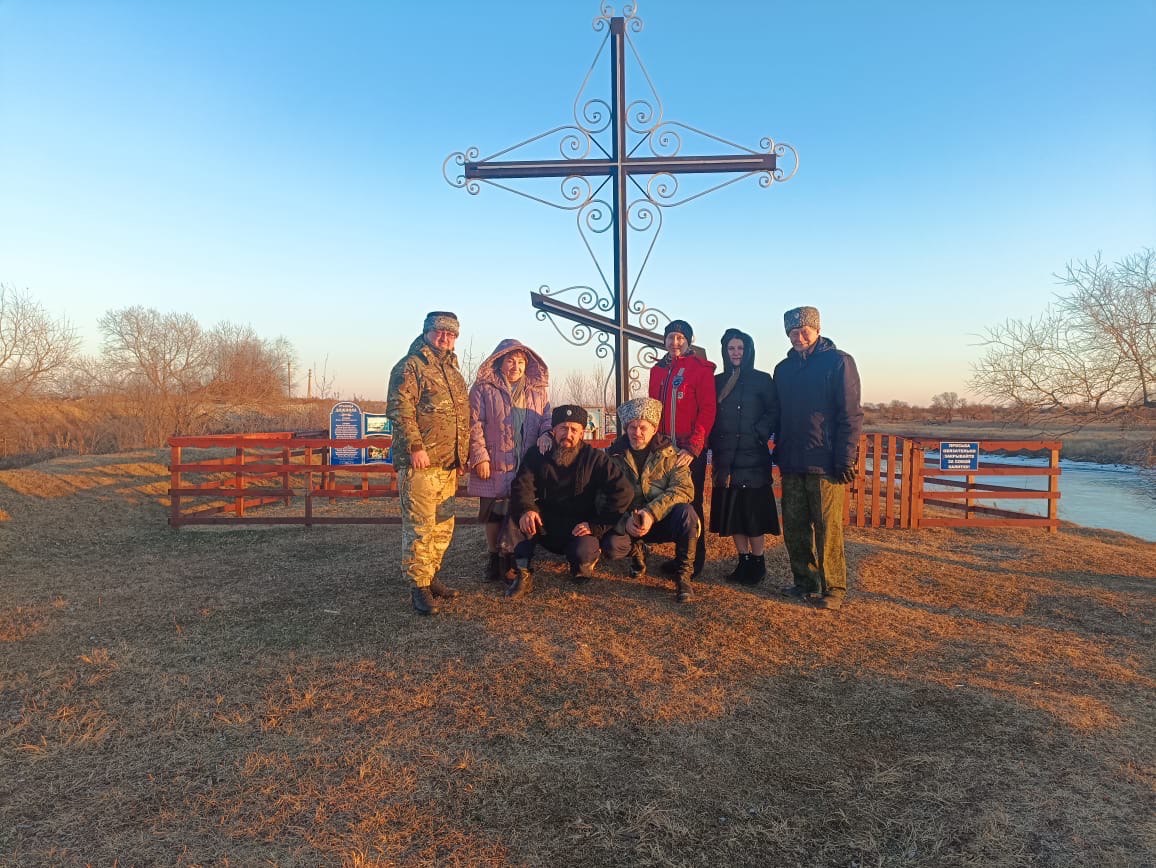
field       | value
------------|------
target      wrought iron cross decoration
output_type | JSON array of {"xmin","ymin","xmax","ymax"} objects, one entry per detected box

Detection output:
[{"xmin": 444, "ymin": 2, "xmax": 797, "ymax": 411}]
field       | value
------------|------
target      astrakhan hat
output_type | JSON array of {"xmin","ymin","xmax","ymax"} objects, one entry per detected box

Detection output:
[{"xmin": 617, "ymin": 397, "xmax": 662, "ymax": 428}]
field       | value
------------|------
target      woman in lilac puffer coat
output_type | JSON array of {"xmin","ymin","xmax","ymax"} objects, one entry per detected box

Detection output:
[{"xmin": 468, "ymin": 338, "xmax": 552, "ymax": 581}]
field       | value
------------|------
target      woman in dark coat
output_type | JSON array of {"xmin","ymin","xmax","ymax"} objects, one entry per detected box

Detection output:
[{"xmin": 709, "ymin": 328, "xmax": 781, "ymax": 584}]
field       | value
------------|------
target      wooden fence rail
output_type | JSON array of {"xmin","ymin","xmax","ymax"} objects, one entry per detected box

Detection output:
[
  {"xmin": 905, "ymin": 438, "xmax": 1061, "ymax": 532},
  {"xmin": 167, "ymin": 433, "xmax": 1061, "ymax": 531}
]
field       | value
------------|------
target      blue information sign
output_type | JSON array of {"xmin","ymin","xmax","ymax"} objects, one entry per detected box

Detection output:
[
  {"xmin": 939, "ymin": 441, "xmax": 979, "ymax": 471},
  {"xmin": 364, "ymin": 413, "xmax": 393, "ymax": 464},
  {"xmin": 329, "ymin": 401, "xmax": 364, "ymax": 466}
]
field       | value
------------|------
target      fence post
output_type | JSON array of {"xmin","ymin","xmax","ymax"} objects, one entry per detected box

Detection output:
[
  {"xmin": 169, "ymin": 443, "xmax": 181, "ymax": 528},
  {"xmin": 1048, "ymin": 445, "xmax": 1060, "ymax": 533},
  {"xmin": 911, "ymin": 443, "xmax": 924, "ymax": 529},
  {"xmin": 885, "ymin": 435, "xmax": 898, "ymax": 527},
  {"xmin": 235, "ymin": 447, "xmax": 245, "ymax": 517}
]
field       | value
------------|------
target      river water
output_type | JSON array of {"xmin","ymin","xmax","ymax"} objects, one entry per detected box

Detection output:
[{"xmin": 925, "ymin": 455, "xmax": 1156, "ymax": 542}]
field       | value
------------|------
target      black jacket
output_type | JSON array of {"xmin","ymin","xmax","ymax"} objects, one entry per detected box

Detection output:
[
  {"xmin": 509, "ymin": 441, "xmax": 633, "ymax": 538},
  {"xmin": 710, "ymin": 329, "xmax": 778, "ymax": 488},
  {"xmin": 772, "ymin": 336, "xmax": 863, "ymax": 476}
]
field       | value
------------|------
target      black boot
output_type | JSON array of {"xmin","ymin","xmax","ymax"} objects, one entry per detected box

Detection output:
[
  {"xmin": 429, "ymin": 578, "xmax": 460, "ymax": 599},
  {"xmin": 485, "ymin": 552, "xmax": 501, "ymax": 582},
  {"xmin": 501, "ymin": 554, "xmax": 517, "ymax": 582},
  {"xmin": 674, "ymin": 532, "xmax": 697, "ymax": 603},
  {"xmin": 726, "ymin": 554, "xmax": 751, "ymax": 583},
  {"xmin": 411, "ymin": 586, "xmax": 438, "ymax": 616},
  {"xmin": 740, "ymin": 555, "xmax": 767, "ymax": 586},
  {"xmin": 659, "ymin": 558, "xmax": 679, "ymax": 577},
  {"xmin": 505, "ymin": 567, "xmax": 534, "ymax": 599},
  {"xmin": 629, "ymin": 541, "xmax": 647, "ymax": 578}
]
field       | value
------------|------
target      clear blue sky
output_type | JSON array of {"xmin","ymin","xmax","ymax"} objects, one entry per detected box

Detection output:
[{"xmin": 2, "ymin": 0, "xmax": 1153, "ymax": 405}]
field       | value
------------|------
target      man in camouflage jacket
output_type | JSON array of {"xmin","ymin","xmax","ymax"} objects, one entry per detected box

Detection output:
[
  {"xmin": 386, "ymin": 311, "xmax": 470, "ymax": 616},
  {"xmin": 600, "ymin": 397, "xmax": 700, "ymax": 603}
]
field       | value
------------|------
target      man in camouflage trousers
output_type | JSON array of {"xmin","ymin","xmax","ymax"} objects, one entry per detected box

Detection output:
[
  {"xmin": 386, "ymin": 311, "xmax": 471, "ymax": 616},
  {"xmin": 772, "ymin": 305, "xmax": 863, "ymax": 611}
]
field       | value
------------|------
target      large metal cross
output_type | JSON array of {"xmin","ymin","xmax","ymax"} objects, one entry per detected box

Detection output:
[{"xmin": 444, "ymin": 2, "xmax": 797, "ymax": 412}]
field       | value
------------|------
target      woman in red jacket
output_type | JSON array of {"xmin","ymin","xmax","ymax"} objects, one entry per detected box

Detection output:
[{"xmin": 648, "ymin": 319, "xmax": 716, "ymax": 577}]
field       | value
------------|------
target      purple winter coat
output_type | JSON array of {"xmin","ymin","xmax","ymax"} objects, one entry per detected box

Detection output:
[{"xmin": 467, "ymin": 339, "xmax": 552, "ymax": 499}]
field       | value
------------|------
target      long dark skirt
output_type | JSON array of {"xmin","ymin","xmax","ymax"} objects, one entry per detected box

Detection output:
[{"xmin": 709, "ymin": 483, "xmax": 781, "ymax": 536}]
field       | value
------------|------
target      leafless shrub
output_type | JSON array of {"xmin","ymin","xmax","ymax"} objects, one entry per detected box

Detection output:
[{"xmin": 0, "ymin": 285, "xmax": 80, "ymax": 406}]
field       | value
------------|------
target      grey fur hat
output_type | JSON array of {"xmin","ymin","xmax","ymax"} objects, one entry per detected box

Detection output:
[
  {"xmin": 783, "ymin": 306, "xmax": 820, "ymax": 334},
  {"xmin": 423, "ymin": 310, "xmax": 460, "ymax": 335},
  {"xmin": 617, "ymin": 396, "xmax": 663, "ymax": 427}
]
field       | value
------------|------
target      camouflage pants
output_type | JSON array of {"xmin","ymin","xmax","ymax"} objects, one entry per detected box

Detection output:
[
  {"xmin": 398, "ymin": 466, "xmax": 458, "ymax": 588},
  {"xmin": 780, "ymin": 473, "xmax": 847, "ymax": 597}
]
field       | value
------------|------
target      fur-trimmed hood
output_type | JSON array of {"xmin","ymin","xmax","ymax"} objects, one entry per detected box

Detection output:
[{"xmin": 473, "ymin": 338, "xmax": 549, "ymax": 391}]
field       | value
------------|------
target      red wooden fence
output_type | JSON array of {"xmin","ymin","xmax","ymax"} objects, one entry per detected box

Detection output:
[{"xmin": 167, "ymin": 433, "xmax": 1060, "ymax": 531}]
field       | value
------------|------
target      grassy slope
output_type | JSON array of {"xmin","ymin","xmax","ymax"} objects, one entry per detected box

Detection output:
[{"xmin": 0, "ymin": 451, "xmax": 1153, "ymax": 866}]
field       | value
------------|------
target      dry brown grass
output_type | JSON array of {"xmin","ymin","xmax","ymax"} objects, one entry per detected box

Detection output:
[{"xmin": 1, "ymin": 451, "xmax": 1154, "ymax": 866}]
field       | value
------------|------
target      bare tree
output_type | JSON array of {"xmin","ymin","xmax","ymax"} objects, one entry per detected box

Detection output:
[
  {"xmin": 98, "ymin": 306, "xmax": 212, "ymax": 445},
  {"xmin": 0, "ymin": 285, "xmax": 80, "ymax": 405},
  {"xmin": 458, "ymin": 337, "xmax": 483, "ymax": 388},
  {"xmin": 204, "ymin": 322, "xmax": 295, "ymax": 404},
  {"xmin": 930, "ymin": 391, "xmax": 962, "ymax": 423},
  {"xmin": 971, "ymin": 248, "xmax": 1156, "ymax": 423},
  {"xmin": 310, "ymin": 355, "xmax": 338, "ymax": 401}
]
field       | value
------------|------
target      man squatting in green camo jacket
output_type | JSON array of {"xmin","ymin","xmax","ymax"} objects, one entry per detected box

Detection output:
[{"xmin": 386, "ymin": 311, "xmax": 471, "ymax": 616}]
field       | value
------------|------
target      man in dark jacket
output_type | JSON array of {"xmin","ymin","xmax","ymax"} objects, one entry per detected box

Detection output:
[
  {"xmin": 504, "ymin": 405, "xmax": 633, "ymax": 599},
  {"xmin": 772, "ymin": 306, "xmax": 863, "ymax": 610},
  {"xmin": 600, "ymin": 397, "xmax": 699, "ymax": 603}
]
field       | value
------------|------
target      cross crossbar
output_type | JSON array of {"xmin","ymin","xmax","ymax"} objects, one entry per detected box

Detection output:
[{"xmin": 466, "ymin": 153, "xmax": 778, "ymax": 180}]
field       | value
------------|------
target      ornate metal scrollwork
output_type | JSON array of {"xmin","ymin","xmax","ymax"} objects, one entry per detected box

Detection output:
[
  {"xmin": 760, "ymin": 138, "xmax": 800, "ymax": 184},
  {"xmin": 627, "ymin": 341, "xmax": 663, "ymax": 397},
  {"xmin": 446, "ymin": 1, "xmax": 798, "ymax": 412},
  {"xmin": 629, "ymin": 299, "xmax": 671, "ymax": 335},
  {"xmin": 539, "ymin": 284, "xmax": 614, "ymax": 317},
  {"xmin": 594, "ymin": 1, "xmax": 643, "ymax": 32},
  {"xmin": 442, "ymin": 147, "xmax": 480, "ymax": 194}
]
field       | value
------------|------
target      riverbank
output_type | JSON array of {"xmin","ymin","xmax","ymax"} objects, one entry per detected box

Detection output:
[
  {"xmin": 1, "ymin": 451, "xmax": 1154, "ymax": 865},
  {"xmin": 869, "ymin": 419, "xmax": 1156, "ymax": 466}
]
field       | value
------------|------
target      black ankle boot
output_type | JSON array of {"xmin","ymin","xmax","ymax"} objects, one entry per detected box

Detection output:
[
  {"xmin": 740, "ymin": 555, "xmax": 767, "ymax": 586},
  {"xmin": 411, "ymin": 586, "xmax": 438, "ymax": 616},
  {"xmin": 485, "ymin": 552, "xmax": 501, "ymax": 582},
  {"xmin": 726, "ymin": 554, "xmax": 751, "ymax": 583},
  {"xmin": 629, "ymin": 541, "xmax": 647, "ymax": 578}
]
